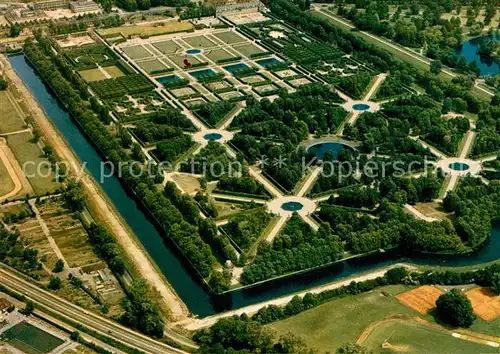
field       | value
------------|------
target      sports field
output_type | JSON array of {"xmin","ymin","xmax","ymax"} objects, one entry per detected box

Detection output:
[
  {"xmin": 0, "ymin": 90, "xmax": 26, "ymax": 134},
  {"xmin": 151, "ymin": 40, "xmax": 180, "ymax": 54},
  {"xmin": 137, "ymin": 59, "xmax": 170, "ymax": 74},
  {"xmin": 79, "ymin": 68, "xmax": 107, "ymax": 82},
  {"xmin": 466, "ymin": 287, "xmax": 500, "ymax": 321},
  {"xmin": 1, "ymin": 321, "xmax": 64, "ymax": 354},
  {"xmin": 122, "ymin": 45, "xmax": 152, "ymax": 60},
  {"xmin": 361, "ymin": 319, "xmax": 499, "ymax": 353},
  {"xmin": 6, "ymin": 131, "xmax": 59, "ymax": 195},
  {"xmin": 269, "ymin": 285, "xmax": 418, "ymax": 352},
  {"xmin": 98, "ymin": 21, "xmax": 193, "ymax": 38},
  {"xmin": 396, "ymin": 285, "xmax": 444, "ymax": 314},
  {"xmin": 213, "ymin": 31, "xmax": 246, "ymax": 44},
  {"xmin": 183, "ymin": 35, "xmax": 216, "ymax": 48}
]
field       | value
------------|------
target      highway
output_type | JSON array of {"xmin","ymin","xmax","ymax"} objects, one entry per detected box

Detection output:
[{"xmin": 0, "ymin": 267, "xmax": 190, "ymax": 354}]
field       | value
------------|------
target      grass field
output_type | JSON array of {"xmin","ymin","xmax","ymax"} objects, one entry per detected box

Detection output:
[
  {"xmin": 98, "ymin": 21, "xmax": 193, "ymax": 38},
  {"xmin": 269, "ymin": 285, "xmax": 419, "ymax": 352},
  {"xmin": 6, "ymin": 131, "xmax": 58, "ymax": 195},
  {"xmin": 183, "ymin": 35, "xmax": 216, "ymax": 48},
  {"xmin": 78, "ymin": 68, "xmax": 107, "ymax": 82},
  {"xmin": 103, "ymin": 65, "xmax": 125, "ymax": 78},
  {"xmin": 1, "ymin": 321, "xmax": 64, "ymax": 354},
  {"xmin": 122, "ymin": 45, "xmax": 152, "ymax": 60},
  {"xmin": 213, "ymin": 31, "xmax": 246, "ymax": 44},
  {"xmin": 205, "ymin": 48, "xmax": 238, "ymax": 62},
  {"xmin": 233, "ymin": 43, "xmax": 265, "ymax": 57},
  {"xmin": 151, "ymin": 39, "xmax": 180, "ymax": 54},
  {"xmin": 362, "ymin": 319, "xmax": 499, "ymax": 353},
  {"xmin": 137, "ymin": 58, "xmax": 170, "ymax": 74},
  {"xmin": 63, "ymin": 344, "xmax": 98, "ymax": 354},
  {"xmin": 0, "ymin": 156, "xmax": 15, "ymax": 197},
  {"xmin": 168, "ymin": 54, "xmax": 203, "ymax": 68},
  {"xmin": 0, "ymin": 90, "xmax": 26, "ymax": 134}
]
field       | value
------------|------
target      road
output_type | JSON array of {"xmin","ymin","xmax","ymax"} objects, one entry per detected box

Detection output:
[
  {"xmin": 312, "ymin": 6, "xmax": 494, "ymax": 98},
  {"xmin": 0, "ymin": 267, "xmax": 191, "ymax": 354}
]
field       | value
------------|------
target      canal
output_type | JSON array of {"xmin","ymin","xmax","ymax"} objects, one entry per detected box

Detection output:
[{"xmin": 9, "ymin": 54, "xmax": 500, "ymax": 318}]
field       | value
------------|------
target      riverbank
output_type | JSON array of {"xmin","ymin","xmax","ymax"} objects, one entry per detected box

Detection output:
[
  {"xmin": 0, "ymin": 54, "xmax": 189, "ymax": 322},
  {"xmin": 178, "ymin": 263, "xmax": 412, "ymax": 331}
]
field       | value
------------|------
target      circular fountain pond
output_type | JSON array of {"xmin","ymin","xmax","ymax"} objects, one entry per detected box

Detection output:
[
  {"xmin": 306, "ymin": 142, "xmax": 355, "ymax": 160},
  {"xmin": 281, "ymin": 201, "xmax": 304, "ymax": 211},
  {"xmin": 352, "ymin": 103, "xmax": 370, "ymax": 111}
]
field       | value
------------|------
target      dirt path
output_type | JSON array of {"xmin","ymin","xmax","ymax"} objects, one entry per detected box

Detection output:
[{"xmin": 0, "ymin": 55, "xmax": 190, "ymax": 321}]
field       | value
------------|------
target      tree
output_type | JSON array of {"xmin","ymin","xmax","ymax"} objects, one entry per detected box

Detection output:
[
  {"xmin": 0, "ymin": 76, "xmax": 7, "ymax": 90},
  {"xmin": 70, "ymin": 331, "xmax": 81, "ymax": 341},
  {"xmin": 436, "ymin": 289, "xmax": 476, "ymax": 327},
  {"xmin": 9, "ymin": 23, "xmax": 21, "ymax": 37},
  {"xmin": 492, "ymin": 273, "xmax": 500, "ymax": 295},
  {"xmin": 336, "ymin": 343, "xmax": 373, "ymax": 354},
  {"xmin": 24, "ymin": 300, "xmax": 35, "ymax": 316},
  {"xmin": 48, "ymin": 276, "xmax": 62, "ymax": 290},
  {"xmin": 430, "ymin": 60, "xmax": 442, "ymax": 75},
  {"xmin": 53, "ymin": 259, "xmax": 64, "ymax": 273}
]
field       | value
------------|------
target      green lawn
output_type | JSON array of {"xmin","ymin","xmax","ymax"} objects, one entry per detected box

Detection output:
[
  {"xmin": 79, "ymin": 68, "xmax": 107, "ymax": 82},
  {"xmin": 122, "ymin": 45, "xmax": 152, "ymax": 60},
  {"xmin": 137, "ymin": 58, "xmax": 170, "ymax": 74},
  {"xmin": 362, "ymin": 320, "xmax": 499, "ymax": 353},
  {"xmin": 7, "ymin": 131, "xmax": 59, "ymax": 195},
  {"xmin": 268, "ymin": 285, "xmax": 420, "ymax": 352},
  {"xmin": 0, "ymin": 90, "xmax": 26, "ymax": 134},
  {"xmin": 1, "ymin": 321, "xmax": 64, "ymax": 354},
  {"xmin": 0, "ymin": 153, "xmax": 15, "ymax": 197},
  {"xmin": 233, "ymin": 43, "xmax": 265, "ymax": 57},
  {"xmin": 213, "ymin": 31, "xmax": 247, "ymax": 44},
  {"xmin": 103, "ymin": 65, "xmax": 125, "ymax": 78},
  {"xmin": 205, "ymin": 48, "xmax": 238, "ymax": 62},
  {"xmin": 183, "ymin": 35, "xmax": 216, "ymax": 48},
  {"xmin": 151, "ymin": 39, "xmax": 180, "ymax": 54}
]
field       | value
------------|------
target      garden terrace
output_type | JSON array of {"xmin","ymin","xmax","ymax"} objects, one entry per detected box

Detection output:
[
  {"xmin": 64, "ymin": 44, "xmax": 119, "ymax": 70},
  {"xmin": 90, "ymin": 74, "xmax": 154, "ymax": 99}
]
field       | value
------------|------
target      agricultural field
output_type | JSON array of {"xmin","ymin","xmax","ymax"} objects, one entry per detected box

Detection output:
[
  {"xmin": 0, "ymin": 90, "xmax": 26, "ymax": 134},
  {"xmin": 39, "ymin": 198, "xmax": 99, "ymax": 268},
  {"xmin": 0, "ymin": 321, "xmax": 64, "ymax": 354},
  {"xmin": 97, "ymin": 21, "xmax": 193, "ymax": 38},
  {"xmin": 6, "ymin": 132, "xmax": 59, "ymax": 196}
]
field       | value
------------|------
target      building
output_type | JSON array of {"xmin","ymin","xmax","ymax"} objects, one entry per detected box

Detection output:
[
  {"xmin": 70, "ymin": 1, "xmax": 100, "ymax": 13},
  {"xmin": 30, "ymin": 0, "xmax": 70, "ymax": 11},
  {"xmin": 206, "ymin": 0, "xmax": 260, "ymax": 10}
]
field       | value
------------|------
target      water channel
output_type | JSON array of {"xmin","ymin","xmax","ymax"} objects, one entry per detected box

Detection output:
[{"xmin": 9, "ymin": 54, "xmax": 500, "ymax": 318}]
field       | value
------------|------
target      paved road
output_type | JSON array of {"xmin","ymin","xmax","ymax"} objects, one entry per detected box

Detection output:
[
  {"xmin": 0, "ymin": 267, "xmax": 191, "ymax": 354},
  {"xmin": 312, "ymin": 6, "xmax": 495, "ymax": 98}
]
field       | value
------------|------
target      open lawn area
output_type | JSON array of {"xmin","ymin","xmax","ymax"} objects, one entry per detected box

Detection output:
[
  {"xmin": 0, "ymin": 321, "xmax": 64, "ymax": 354},
  {"xmin": 151, "ymin": 39, "xmax": 180, "ymax": 54},
  {"xmin": 98, "ymin": 21, "xmax": 193, "ymax": 38},
  {"xmin": 183, "ymin": 35, "xmax": 216, "ymax": 48},
  {"xmin": 122, "ymin": 45, "xmax": 152, "ymax": 60},
  {"xmin": 137, "ymin": 58, "xmax": 170, "ymax": 74},
  {"xmin": 0, "ymin": 156, "xmax": 14, "ymax": 198},
  {"xmin": 361, "ymin": 319, "xmax": 499, "ymax": 353},
  {"xmin": 268, "ymin": 285, "xmax": 420, "ymax": 352},
  {"xmin": 167, "ymin": 54, "xmax": 204, "ymax": 68},
  {"xmin": 233, "ymin": 43, "xmax": 265, "ymax": 57},
  {"xmin": 205, "ymin": 48, "xmax": 238, "ymax": 62},
  {"xmin": 78, "ymin": 68, "xmax": 107, "ymax": 82},
  {"xmin": 0, "ymin": 90, "xmax": 26, "ymax": 134},
  {"xmin": 6, "ymin": 131, "xmax": 59, "ymax": 195},
  {"xmin": 213, "ymin": 31, "xmax": 247, "ymax": 44},
  {"xmin": 103, "ymin": 65, "xmax": 125, "ymax": 78}
]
